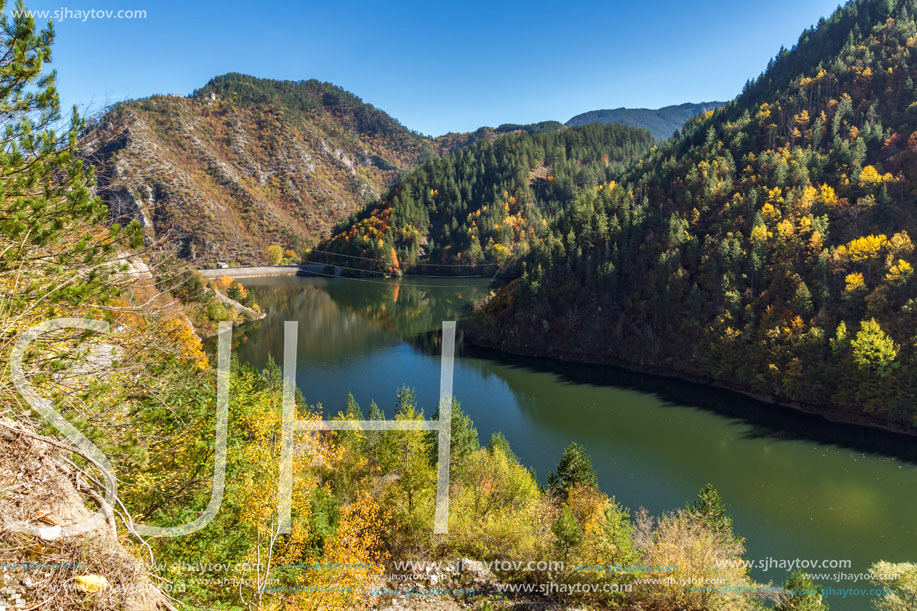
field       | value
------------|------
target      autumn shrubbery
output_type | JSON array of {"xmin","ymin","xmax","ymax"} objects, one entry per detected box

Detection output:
[
  {"xmin": 213, "ymin": 274, "xmax": 259, "ymax": 310},
  {"xmin": 266, "ymin": 385, "xmax": 769, "ymax": 609},
  {"xmin": 448, "ymin": 443, "xmax": 541, "ymax": 559},
  {"xmin": 631, "ymin": 509, "xmax": 753, "ymax": 610},
  {"xmin": 150, "ymin": 258, "xmax": 263, "ymax": 331}
]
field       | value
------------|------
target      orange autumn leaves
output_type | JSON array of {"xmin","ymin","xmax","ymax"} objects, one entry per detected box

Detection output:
[
  {"xmin": 104, "ymin": 296, "xmax": 209, "ymax": 370},
  {"xmin": 160, "ymin": 318, "xmax": 209, "ymax": 370}
]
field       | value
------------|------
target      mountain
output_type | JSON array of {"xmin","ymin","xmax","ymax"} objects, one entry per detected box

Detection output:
[
  {"xmin": 311, "ymin": 122, "xmax": 654, "ymax": 273},
  {"xmin": 85, "ymin": 73, "xmax": 435, "ymax": 265},
  {"xmin": 566, "ymin": 102, "xmax": 725, "ymax": 140},
  {"xmin": 472, "ymin": 0, "xmax": 917, "ymax": 431},
  {"xmin": 432, "ymin": 121, "xmax": 566, "ymax": 154}
]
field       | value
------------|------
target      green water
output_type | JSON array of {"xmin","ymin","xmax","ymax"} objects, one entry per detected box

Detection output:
[{"xmin": 234, "ymin": 275, "xmax": 917, "ymax": 609}]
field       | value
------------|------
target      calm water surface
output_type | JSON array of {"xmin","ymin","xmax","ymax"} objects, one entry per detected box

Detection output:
[{"xmin": 234, "ymin": 275, "xmax": 917, "ymax": 609}]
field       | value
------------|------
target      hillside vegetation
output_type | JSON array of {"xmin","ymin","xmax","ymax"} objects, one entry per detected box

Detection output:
[
  {"xmin": 86, "ymin": 73, "xmax": 434, "ymax": 265},
  {"xmin": 2, "ymin": 0, "xmax": 917, "ymax": 610},
  {"xmin": 566, "ymin": 102, "xmax": 725, "ymax": 140},
  {"xmin": 312, "ymin": 123, "xmax": 654, "ymax": 273},
  {"xmin": 473, "ymin": 0, "xmax": 917, "ymax": 430}
]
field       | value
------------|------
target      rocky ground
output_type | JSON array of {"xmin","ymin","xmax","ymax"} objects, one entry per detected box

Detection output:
[{"xmin": 0, "ymin": 420, "xmax": 171, "ymax": 611}]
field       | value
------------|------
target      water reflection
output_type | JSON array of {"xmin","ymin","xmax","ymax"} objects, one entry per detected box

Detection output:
[
  {"xmin": 234, "ymin": 284, "xmax": 395, "ymax": 369},
  {"xmin": 454, "ymin": 344, "xmax": 917, "ymax": 464}
]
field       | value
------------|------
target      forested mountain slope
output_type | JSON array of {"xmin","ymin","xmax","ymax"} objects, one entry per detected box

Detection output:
[
  {"xmin": 85, "ymin": 73, "xmax": 434, "ymax": 265},
  {"xmin": 566, "ymin": 102, "xmax": 725, "ymax": 139},
  {"xmin": 311, "ymin": 123, "xmax": 654, "ymax": 273},
  {"xmin": 432, "ymin": 120, "xmax": 566, "ymax": 154},
  {"xmin": 473, "ymin": 0, "xmax": 917, "ymax": 430}
]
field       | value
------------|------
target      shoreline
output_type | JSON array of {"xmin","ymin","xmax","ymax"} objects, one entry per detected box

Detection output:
[
  {"xmin": 198, "ymin": 264, "xmax": 507, "ymax": 280},
  {"xmin": 198, "ymin": 263, "xmax": 340, "ymax": 279},
  {"xmin": 464, "ymin": 330, "xmax": 917, "ymax": 440}
]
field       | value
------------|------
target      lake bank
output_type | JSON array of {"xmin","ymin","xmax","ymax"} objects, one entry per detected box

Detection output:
[
  {"xmin": 198, "ymin": 263, "xmax": 338, "ymax": 279},
  {"xmin": 464, "ymin": 329, "xmax": 917, "ymax": 440}
]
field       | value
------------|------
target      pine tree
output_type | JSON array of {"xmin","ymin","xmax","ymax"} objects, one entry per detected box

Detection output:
[
  {"xmin": 0, "ymin": 0, "xmax": 140, "ymax": 402},
  {"xmin": 344, "ymin": 392, "xmax": 363, "ymax": 419},
  {"xmin": 795, "ymin": 282, "xmax": 814, "ymax": 317},
  {"xmin": 548, "ymin": 442, "xmax": 598, "ymax": 497},
  {"xmin": 431, "ymin": 398, "xmax": 479, "ymax": 470},
  {"xmin": 361, "ymin": 399, "xmax": 385, "ymax": 453},
  {"xmin": 776, "ymin": 571, "xmax": 829, "ymax": 610},
  {"xmin": 367, "ymin": 400, "xmax": 384, "ymax": 420},
  {"xmin": 394, "ymin": 385, "xmax": 417, "ymax": 417},
  {"xmin": 486, "ymin": 431, "xmax": 517, "ymax": 463},
  {"xmin": 689, "ymin": 483, "xmax": 735, "ymax": 539},
  {"xmin": 551, "ymin": 505, "xmax": 583, "ymax": 563}
]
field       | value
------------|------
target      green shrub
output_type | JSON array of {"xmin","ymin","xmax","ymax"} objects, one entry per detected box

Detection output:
[{"xmin": 205, "ymin": 299, "xmax": 229, "ymax": 321}]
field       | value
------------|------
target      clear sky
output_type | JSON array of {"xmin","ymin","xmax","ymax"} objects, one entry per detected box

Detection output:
[{"xmin": 15, "ymin": 0, "xmax": 844, "ymax": 136}]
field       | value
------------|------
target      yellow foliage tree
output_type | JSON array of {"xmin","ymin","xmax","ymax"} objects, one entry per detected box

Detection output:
[
  {"xmin": 450, "ymin": 445, "xmax": 540, "ymax": 559},
  {"xmin": 819, "ymin": 184, "xmax": 837, "ymax": 206},
  {"xmin": 296, "ymin": 494, "xmax": 388, "ymax": 610},
  {"xmin": 846, "ymin": 234, "xmax": 888, "ymax": 263},
  {"xmin": 859, "ymin": 165, "xmax": 883, "ymax": 185},
  {"xmin": 161, "ymin": 318, "xmax": 209, "ymax": 370},
  {"xmin": 776, "ymin": 219, "xmax": 795, "ymax": 238},
  {"xmin": 215, "ymin": 275, "xmax": 233, "ymax": 291},
  {"xmin": 845, "ymin": 272, "xmax": 866, "ymax": 293},
  {"xmin": 886, "ymin": 259, "xmax": 913, "ymax": 284},
  {"xmin": 267, "ymin": 244, "xmax": 284, "ymax": 265},
  {"xmin": 887, "ymin": 231, "xmax": 914, "ymax": 261},
  {"xmin": 809, "ymin": 230, "xmax": 824, "ymax": 252},
  {"xmin": 799, "ymin": 185, "xmax": 817, "ymax": 211}
]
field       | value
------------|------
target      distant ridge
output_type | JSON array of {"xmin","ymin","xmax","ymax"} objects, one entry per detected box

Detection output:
[{"xmin": 566, "ymin": 102, "xmax": 725, "ymax": 140}]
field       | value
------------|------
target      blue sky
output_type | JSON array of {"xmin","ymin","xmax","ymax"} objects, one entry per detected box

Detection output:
[{"xmin": 16, "ymin": 0, "xmax": 843, "ymax": 136}]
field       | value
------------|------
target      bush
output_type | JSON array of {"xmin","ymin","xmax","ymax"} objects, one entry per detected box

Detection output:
[
  {"xmin": 205, "ymin": 299, "xmax": 229, "ymax": 321},
  {"xmin": 633, "ymin": 509, "xmax": 755, "ymax": 610},
  {"xmin": 449, "ymin": 444, "xmax": 540, "ymax": 559},
  {"xmin": 776, "ymin": 571, "xmax": 829, "ymax": 610},
  {"xmin": 870, "ymin": 562, "xmax": 917, "ymax": 611}
]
